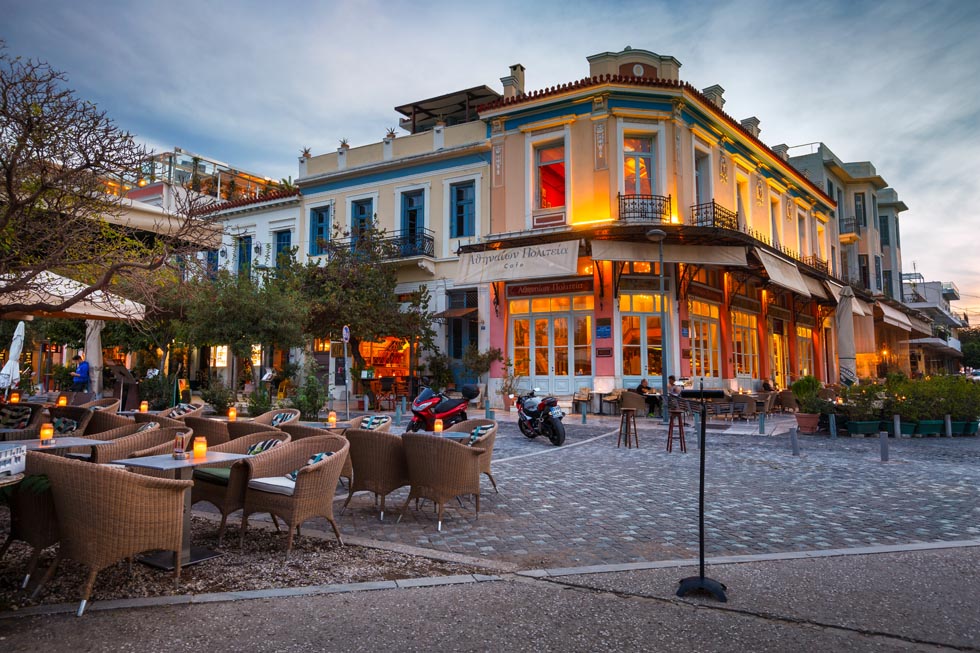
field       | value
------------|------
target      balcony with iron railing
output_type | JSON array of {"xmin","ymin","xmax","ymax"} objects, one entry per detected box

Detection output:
[
  {"xmin": 691, "ymin": 200, "xmax": 738, "ymax": 230},
  {"xmin": 839, "ymin": 216, "xmax": 861, "ymax": 244},
  {"xmin": 335, "ymin": 228, "xmax": 435, "ymax": 260},
  {"xmin": 617, "ymin": 193, "xmax": 671, "ymax": 223}
]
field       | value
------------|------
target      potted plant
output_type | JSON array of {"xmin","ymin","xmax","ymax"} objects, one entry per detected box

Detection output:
[
  {"xmin": 909, "ymin": 377, "xmax": 944, "ymax": 436},
  {"xmin": 497, "ymin": 358, "xmax": 521, "ymax": 411},
  {"xmin": 461, "ymin": 344, "xmax": 503, "ymax": 408},
  {"xmin": 840, "ymin": 384, "xmax": 882, "ymax": 436},
  {"xmin": 790, "ymin": 375, "xmax": 823, "ymax": 434},
  {"xmin": 424, "ymin": 352, "xmax": 455, "ymax": 392}
]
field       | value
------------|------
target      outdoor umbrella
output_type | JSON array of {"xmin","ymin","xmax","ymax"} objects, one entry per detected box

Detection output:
[
  {"xmin": 0, "ymin": 271, "xmax": 145, "ymax": 321},
  {"xmin": 85, "ymin": 319, "xmax": 105, "ymax": 396},
  {"xmin": 836, "ymin": 285, "xmax": 858, "ymax": 386},
  {"xmin": 0, "ymin": 320, "xmax": 26, "ymax": 394}
]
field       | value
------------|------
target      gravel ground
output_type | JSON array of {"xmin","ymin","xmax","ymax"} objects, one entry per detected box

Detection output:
[{"xmin": 0, "ymin": 512, "xmax": 485, "ymax": 612}]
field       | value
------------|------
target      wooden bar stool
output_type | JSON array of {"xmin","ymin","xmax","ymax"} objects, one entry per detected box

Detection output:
[
  {"xmin": 667, "ymin": 408, "xmax": 687, "ymax": 453},
  {"xmin": 618, "ymin": 408, "xmax": 639, "ymax": 449}
]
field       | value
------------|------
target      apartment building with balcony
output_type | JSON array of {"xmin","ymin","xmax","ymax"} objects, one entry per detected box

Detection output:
[
  {"xmin": 902, "ymin": 273, "xmax": 966, "ymax": 375},
  {"xmin": 461, "ymin": 47, "xmax": 842, "ymax": 398}
]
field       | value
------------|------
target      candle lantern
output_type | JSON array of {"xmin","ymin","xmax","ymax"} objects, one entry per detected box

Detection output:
[
  {"xmin": 192, "ymin": 437, "xmax": 208, "ymax": 459},
  {"xmin": 327, "ymin": 411, "xmax": 337, "ymax": 427},
  {"xmin": 228, "ymin": 406, "xmax": 237, "ymax": 422},
  {"xmin": 433, "ymin": 418, "xmax": 443, "ymax": 433},
  {"xmin": 139, "ymin": 400, "xmax": 149, "ymax": 413},
  {"xmin": 40, "ymin": 423, "xmax": 54, "ymax": 443},
  {"xmin": 57, "ymin": 395, "xmax": 68, "ymax": 407},
  {"xmin": 9, "ymin": 392, "xmax": 20, "ymax": 403}
]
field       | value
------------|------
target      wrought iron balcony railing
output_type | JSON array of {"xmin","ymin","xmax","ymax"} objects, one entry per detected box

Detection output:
[
  {"xmin": 839, "ymin": 217, "xmax": 860, "ymax": 235},
  {"xmin": 801, "ymin": 255, "xmax": 829, "ymax": 275},
  {"xmin": 691, "ymin": 201, "xmax": 738, "ymax": 230},
  {"xmin": 335, "ymin": 228, "xmax": 435, "ymax": 260},
  {"xmin": 618, "ymin": 193, "xmax": 671, "ymax": 223}
]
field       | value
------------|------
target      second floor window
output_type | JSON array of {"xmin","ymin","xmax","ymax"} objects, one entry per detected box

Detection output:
[
  {"xmin": 401, "ymin": 191, "xmax": 423, "ymax": 234},
  {"xmin": 875, "ymin": 256, "xmax": 882, "ymax": 292},
  {"xmin": 274, "ymin": 230, "xmax": 291, "ymax": 267},
  {"xmin": 624, "ymin": 137, "xmax": 654, "ymax": 195},
  {"xmin": 855, "ymin": 192, "xmax": 866, "ymax": 227},
  {"xmin": 879, "ymin": 215, "xmax": 890, "ymax": 246},
  {"xmin": 352, "ymin": 198, "xmax": 373, "ymax": 242},
  {"xmin": 205, "ymin": 249, "xmax": 219, "ymax": 276},
  {"xmin": 536, "ymin": 143, "xmax": 565, "ymax": 209},
  {"xmin": 237, "ymin": 235, "xmax": 252, "ymax": 276},
  {"xmin": 450, "ymin": 181, "xmax": 475, "ymax": 238},
  {"xmin": 309, "ymin": 206, "xmax": 330, "ymax": 256}
]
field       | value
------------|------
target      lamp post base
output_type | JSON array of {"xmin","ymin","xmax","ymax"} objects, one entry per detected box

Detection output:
[{"xmin": 677, "ymin": 575, "xmax": 728, "ymax": 602}]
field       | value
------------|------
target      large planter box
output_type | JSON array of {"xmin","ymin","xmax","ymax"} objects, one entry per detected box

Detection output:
[
  {"xmin": 847, "ymin": 420, "xmax": 881, "ymax": 435},
  {"xmin": 795, "ymin": 412, "xmax": 820, "ymax": 434},
  {"xmin": 950, "ymin": 421, "xmax": 967, "ymax": 437},
  {"xmin": 963, "ymin": 420, "xmax": 979, "ymax": 436},
  {"xmin": 915, "ymin": 419, "xmax": 944, "ymax": 436},
  {"xmin": 883, "ymin": 420, "xmax": 917, "ymax": 436}
]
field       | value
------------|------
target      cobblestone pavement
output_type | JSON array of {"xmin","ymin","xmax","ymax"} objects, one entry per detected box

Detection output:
[{"xmin": 276, "ymin": 412, "xmax": 980, "ymax": 569}]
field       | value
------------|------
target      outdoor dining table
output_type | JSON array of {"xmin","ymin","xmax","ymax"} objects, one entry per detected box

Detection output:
[
  {"xmin": 113, "ymin": 451, "xmax": 249, "ymax": 570},
  {"xmin": 0, "ymin": 473, "xmax": 24, "ymax": 489},
  {"xmin": 10, "ymin": 436, "xmax": 111, "ymax": 452}
]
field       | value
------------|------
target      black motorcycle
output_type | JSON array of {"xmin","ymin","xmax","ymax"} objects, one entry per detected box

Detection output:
[{"xmin": 513, "ymin": 388, "xmax": 566, "ymax": 446}]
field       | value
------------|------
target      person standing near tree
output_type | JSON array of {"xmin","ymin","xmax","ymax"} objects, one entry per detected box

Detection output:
[{"xmin": 70, "ymin": 354, "xmax": 90, "ymax": 392}]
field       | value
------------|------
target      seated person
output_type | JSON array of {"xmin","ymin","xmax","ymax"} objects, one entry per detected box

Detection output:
[
  {"xmin": 633, "ymin": 378, "xmax": 663, "ymax": 417},
  {"xmin": 761, "ymin": 378, "xmax": 776, "ymax": 392},
  {"xmin": 667, "ymin": 375, "xmax": 683, "ymax": 396}
]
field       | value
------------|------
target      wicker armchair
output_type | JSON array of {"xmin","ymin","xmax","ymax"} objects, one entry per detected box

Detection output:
[
  {"xmin": 159, "ymin": 402, "xmax": 206, "ymax": 420},
  {"xmin": 183, "ymin": 416, "xmax": 231, "ymax": 445},
  {"xmin": 241, "ymin": 435, "xmax": 349, "ymax": 555},
  {"xmin": 278, "ymin": 423, "xmax": 352, "ymax": 486},
  {"xmin": 246, "ymin": 408, "xmax": 302, "ymax": 427},
  {"xmin": 341, "ymin": 428, "xmax": 409, "ymax": 521},
  {"xmin": 88, "ymin": 426, "xmax": 191, "ymax": 464},
  {"xmin": 444, "ymin": 418, "xmax": 499, "ymax": 492},
  {"xmin": 134, "ymin": 412, "xmax": 186, "ymax": 429},
  {"xmin": 190, "ymin": 430, "xmax": 292, "ymax": 544},
  {"xmin": 0, "ymin": 402, "xmax": 47, "ymax": 440},
  {"xmin": 78, "ymin": 398, "xmax": 120, "ymax": 413},
  {"xmin": 347, "ymin": 415, "xmax": 393, "ymax": 432},
  {"xmin": 27, "ymin": 451, "xmax": 191, "ymax": 616},
  {"xmin": 398, "ymin": 433, "xmax": 483, "ymax": 532},
  {"xmin": 777, "ymin": 390, "xmax": 798, "ymax": 413},
  {"xmin": 47, "ymin": 405, "xmax": 95, "ymax": 436},
  {"xmin": 0, "ymin": 453, "xmax": 60, "ymax": 590},
  {"xmin": 85, "ymin": 410, "xmax": 135, "ymax": 435}
]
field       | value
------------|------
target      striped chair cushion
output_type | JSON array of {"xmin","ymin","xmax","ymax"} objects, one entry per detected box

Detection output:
[{"xmin": 287, "ymin": 452, "xmax": 333, "ymax": 481}]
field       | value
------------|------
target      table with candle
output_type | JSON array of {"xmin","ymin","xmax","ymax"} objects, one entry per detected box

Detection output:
[
  {"xmin": 7, "ymin": 436, "xmax": 111, "ymax": 452},
  {"xmin": 113, "ymin": 450, "xmax": 249, "ymax": 570}
]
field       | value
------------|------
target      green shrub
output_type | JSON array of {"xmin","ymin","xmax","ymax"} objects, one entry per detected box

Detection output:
[
  {"xmin": 791, "ymin": 375, "xmax": 823, "ymax": 413},
  {"xmin": 841, "ymin": 383, "xmax": 884, "ymax": 422},
  {"xmin": 200, "ymin": 374, "xmax": 234, "ymax": 414},
  {"xmin": 246, "ymin": 387, "xmax": 272, "ymax": 417},
  {"xmin": 290, "ymin": 368, "xmax": 328, "ymax": 420},
  {"xmin": 139, "ymin": 373, "xmax": 176, "ymax": 410}
]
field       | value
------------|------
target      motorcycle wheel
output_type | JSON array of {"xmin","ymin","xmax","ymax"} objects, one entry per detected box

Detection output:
[
  {"xmin": 446, "ymin": 411, "xmax": 467, "ymax": 428},
  {"xmin": 518, "ymin": 419, "xmax": 537, "ymax": 439},
  {"xmin": 545, "ymin": 417, "xmax": 566, "ymax": 446},
  {"xmin": 405, "ymin": 419, "xmax": 422, "ymax": 434}
]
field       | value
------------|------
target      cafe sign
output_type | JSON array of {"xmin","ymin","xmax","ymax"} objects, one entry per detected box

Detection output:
[{"xmin": 457, "ymin": 241, "xmax": 579, "ymax": 284}]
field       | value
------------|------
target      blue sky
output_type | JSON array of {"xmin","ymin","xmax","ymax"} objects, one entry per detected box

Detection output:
[{"xmin": 5, "ymin": 0, "xmax": 980, "ymax": 317}]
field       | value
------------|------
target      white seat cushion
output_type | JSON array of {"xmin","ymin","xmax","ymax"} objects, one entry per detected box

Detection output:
[{"xmin": 248, "ymin": 476, "xmax": 296, "ymax": 496}]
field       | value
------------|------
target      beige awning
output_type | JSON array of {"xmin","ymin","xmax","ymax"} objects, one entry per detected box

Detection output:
[
  {"xmin": 754, "ymin": 248, "xmax": 810, "ymax": 297},
  {"xmin": 802, "ymin": 276, "xmax": 829, "ymax": 300},
  {"xmin": 852, "ymin": 298, "xmax": 871, "ymax": 317},
  {"xmin": 825, "ymin": 280, "xmax": 844, "ymax": 303},
  {"xmin": 876, "ymin": 301, "xmax": 912, "ymax": 331},
  {"xmin": 908, "ymin": 314, "xmax": 933, "ymax": 337},
  {"xmin": 591, "ymin": 241, "xmax": 748, "ymax": 266},
  {"xmin": 457, "ymin": 240, "xmax": 580, "ymax": 284}
]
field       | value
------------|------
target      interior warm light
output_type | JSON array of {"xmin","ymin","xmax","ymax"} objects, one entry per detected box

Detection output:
[
  {"xmin": 9, "ymin": 392, "xmax": 19, "ymax": 403},
  {"xmin": 670, "ymin": 214, "xmax": 680, "ymax": 224},
  {"xmin": 434, "ymin": 418, "xmax": 443, "ymax": 433},
  {"xmin": 56, "ymin": 395, "xmax": 68, "ymax": 407},
  {"xmin": 138, "ymin": 178, "xmax": 148, "ymax": 187},
  {"xmin": 228, "ymin": 406, "xmax": 237, "ymax": 422},
  {"xmin": 139, "ymin": 400, "xmax": 149, "ymax": 413}
]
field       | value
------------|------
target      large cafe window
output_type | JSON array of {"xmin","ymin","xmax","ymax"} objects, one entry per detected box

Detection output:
[
  {"xmin": 796, "ymin": 325, "xmax": 815, "ymax": 378},
  {"xmin": 689, "ymin": 300, "xmax": 721, "ymax": 379},
  {"xmin": 623, "ymin": 136, "xmax": 654, "ymax": 195},
  {"xmin": 620, "ymin": 293, "xmax": 664, "ymax": 378},
  {"xmin": 509, "ymin": 294, "xmax": 593, "ymax": 378},
  {"xmin": 536, "ymin": 143, "xmax": 565, "ymax": 210},
  {"xmin": 732, "ymin": 311, "xmax": 759, "ymax": 379}
]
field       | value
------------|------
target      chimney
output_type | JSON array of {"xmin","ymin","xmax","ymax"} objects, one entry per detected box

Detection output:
[
  {"xmin": 740, "ymin": 116, "xmax": 761, "ymax": 138},
  {"xmin": 501, "ymin": 63, "xmax": 526, "ymax": 99},
  {"xmin": 771, "ymin": 143, "xmax": 789, "ymax": 161},
  {"xmin": 702, "ymin": 84, "xmax": 725, "ymax": 109}
]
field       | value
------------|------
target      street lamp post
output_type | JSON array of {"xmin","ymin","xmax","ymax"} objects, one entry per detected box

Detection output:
[{"xmin": 646, "ymin": 228, "xmax": 669, "ymax": 424}]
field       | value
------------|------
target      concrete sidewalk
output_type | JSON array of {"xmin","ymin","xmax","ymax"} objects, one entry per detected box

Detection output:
[{"xmin": 2, "ymin": 543, "xmax": 976, "ymax": 652}]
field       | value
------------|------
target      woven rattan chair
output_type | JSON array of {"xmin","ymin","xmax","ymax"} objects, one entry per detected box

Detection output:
[
  {"xmin": 190, "ymin": 430, "xmax": 292, "ymax": 544},
  {"xmin": 342, "ymin": 428, "xmax": 409, "ymax": 521},
  {"xmin": 134, "ymin": 412, "xmax": 186, "ymax": 429},
  {"xmin": 226, "ymin": 409, "xmax": 301, "ymax": 440},
  {"xmin": 278, "ymin": 423, "xmax": 352, "ymax": 486},
  {"xmin": 346, "ymin": 414, "xmax": 393, "ymax": 432},
  {"xmin": 85, "ymin": 410, "xmax": 135, "ymax": 435},
  {"xmin": 159, "ymin": 402, "xmax": 206, "ymax": 420},
  {"xmin": 0, "ymin": 454, "xmax": 59, "ymax": 590},
  {"xmin": 27, "ymin": 451, "xmax": 191, "ymax": 616},
  {"xmin": 78, "ymin": 398, "xmax": 120, "ymax": 413},
  {"xmin": 444, "ymin": 418, "xmax": 499, "ymax": 492},
  {"xmin": 241, "ymin": 435, "xmax": 349, "ymax": 555},
  {"xmin": 398, "ymin": 433, "xmax": 483, "ymax": 532},
  {"xmin": 47, "ymin": 405, "xmax": 95, "ymax": 436},
  {"xmin": 777, "ymin": 390, "xmax": 798, "ymax": 413},
  {"xmin": 0, "ymin": 402, "xmax": 47, "ymax": 440},
  {"xmin": 183, "ymin": 416, "xmax": 231, "ymax": 445},
  {"xmin": 87, "ymin": 426, "xmax": 191, "ymax": 464}
]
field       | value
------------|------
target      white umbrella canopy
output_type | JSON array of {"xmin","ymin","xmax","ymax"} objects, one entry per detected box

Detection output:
[
  {"xmin": 1, "ymin": 271, "xmax": 145, "ymax": 321},
  {"xmin": 0, "ymin": 320, "xmax": 26, "ymax": 391},
  {"xmin": 84, "ymin": 319, "xmax": 105, "ymax": 396},
  {"xmin": 836, "ymin": 285, "xmax": 858, "ymax": 386}
]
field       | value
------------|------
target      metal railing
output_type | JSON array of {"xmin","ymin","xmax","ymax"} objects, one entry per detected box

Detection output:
[
  {"xmin": 618, "ymin": 193, "xmax": 671, "ymax": 223},
  {"xmin": 801, "ymin": 255, "xmax": 829, "ymax": 274},
  {"xmin": 335, "ymin": 228, "xmax": 436, "ymax": 259},
  {"xmin": 839, "ymin": 217, "xmax": 860, "ymax": 235},
  {"xmin": 691, "ymin": 201, "xmax": 738, "ymax": 230}
]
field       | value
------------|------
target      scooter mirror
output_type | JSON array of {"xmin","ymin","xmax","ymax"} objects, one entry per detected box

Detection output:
[{"xmin": 533, "ymin": 387, "xmax": 541, "ymax": 393}]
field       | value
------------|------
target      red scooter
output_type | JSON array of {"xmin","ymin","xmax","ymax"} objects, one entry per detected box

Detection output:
[{"xmin": 405, "ymin": 384, "xmax": 479, "ymax": 432}]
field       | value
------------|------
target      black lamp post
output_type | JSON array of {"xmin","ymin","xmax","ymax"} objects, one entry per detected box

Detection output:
[{"xmin": 645, "ymin": 228, "xmax": 668, "ymax": 424}]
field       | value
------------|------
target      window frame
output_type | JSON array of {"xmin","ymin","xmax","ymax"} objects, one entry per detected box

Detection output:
[{"xmin": 308, "ymin": 203, "xmax": 332, "ymax": 256}]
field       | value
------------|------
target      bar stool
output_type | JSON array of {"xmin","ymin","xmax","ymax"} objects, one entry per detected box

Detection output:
[
  {"xmin": 667, "ymin": 408, "xmax": 687, "ymax": 453},
  {"xmin": 618, "ymin": 408, "xmax": 639, "ymax": 449}
]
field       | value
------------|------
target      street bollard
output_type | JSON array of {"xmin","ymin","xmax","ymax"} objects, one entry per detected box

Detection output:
[
  {"xmin": 829, "ymin": 412, "xmax": 838, "ymax": 439},
  {"xmin": 893, "ymin": 414, "xmax": 901, "ymax": 439},
  {"xmin": 758, "ymin": 412, "xmax": 766, "ymax": 435},
  {"xmin": 401, "ymin": 396, "xmax": 407, "ymax": 413},
  {"xmin": 395, "ymin": 403, "xmax": 402, "ymax": 426},
  {"xmin": 485, "ymin": 407, "xmax": 495, "ymax": 420},
  {"xmin": 879, "ymin": 430, "xmax": 890, "ymax": 462},
  {"xmin": 944, "ymin": 415, "xmax": 953, "ymax": 438},
  {"xmin": 790, "ymin": 427, "xmax": 800, "ymax": 456},
  {"xmin": 581, "ymin": 402, "xmax": 587, "ymax": 424}
]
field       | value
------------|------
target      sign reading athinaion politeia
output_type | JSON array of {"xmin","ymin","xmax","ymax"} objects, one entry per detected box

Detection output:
[{"xmin": 456, "ymin": 241, "xmax": 580, "ymax": 284}]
